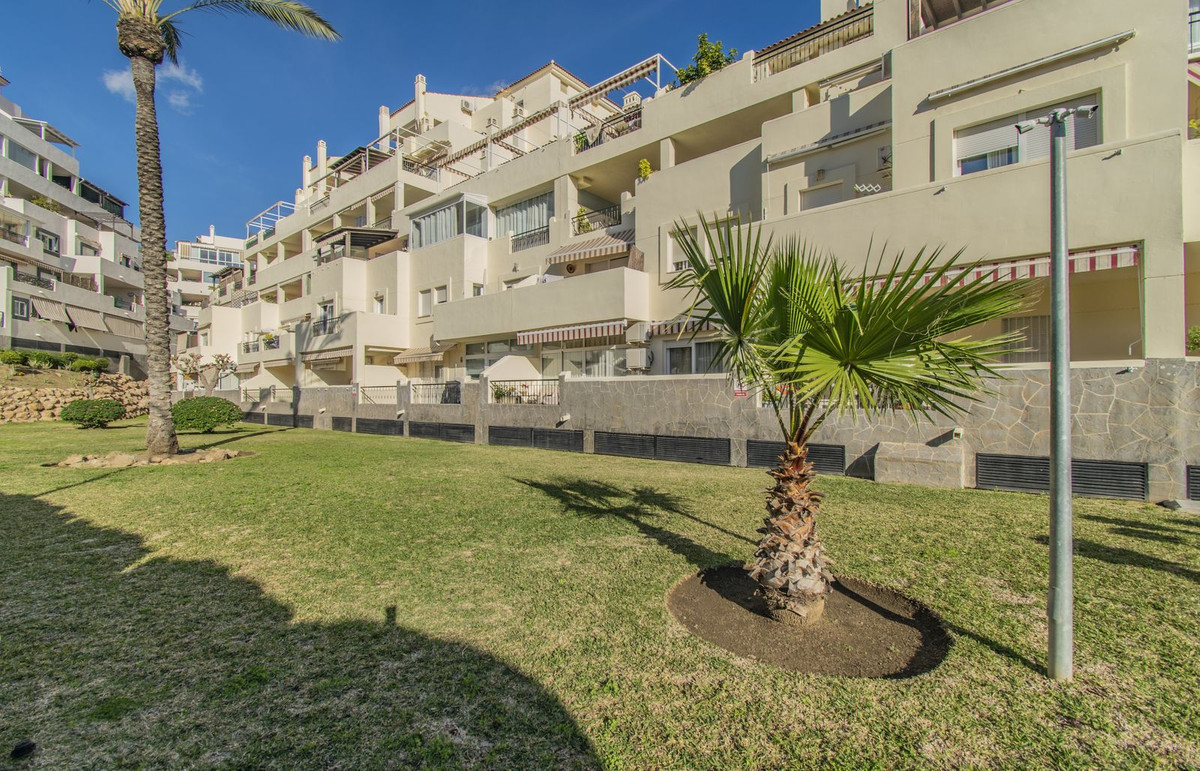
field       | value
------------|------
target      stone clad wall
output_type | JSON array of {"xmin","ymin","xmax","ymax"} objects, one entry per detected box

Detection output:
[
  {"xmin": 1, "ymin": 374, "xmax": 149, "ymax": 423},
  {"xmin": 226, "ymin": 360, "xmax": 1200, "ymax": 501}
]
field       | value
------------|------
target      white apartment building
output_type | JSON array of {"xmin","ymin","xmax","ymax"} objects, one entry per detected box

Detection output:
[
  {"xmin": 195, "ymin": 0, "xmax": 1199, "ymax": 397},
  {"xmin": 170, "ymin": 225, "xmax": 243, "ymax": 323},
  {"xmin": 0, "ymin": 68, "xmax": 190, "ymax": 373}
]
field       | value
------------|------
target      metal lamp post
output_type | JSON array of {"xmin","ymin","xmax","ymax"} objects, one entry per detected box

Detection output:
[{"xmin": 1015, "ymin": 105, "xmax": 1097, "ymax": 682}]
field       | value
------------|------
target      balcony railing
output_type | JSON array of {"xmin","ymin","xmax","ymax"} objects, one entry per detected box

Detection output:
[
  {"xmin": 489, "ymin": 379, "xmax": 559, "ymax": 405},
  {"xmin": 574, "ymin": 108, "xmax": 643, "ymax": 153},
  {"xmin": 242, "ymin": 341, "xmax": 261, "ymax": 354},
  {"xmin": 572, "ymin": 204, "xmax": 622, "ymax": 235},
  {"xmin": 14, "ymin": 271, "xmax": 55, "ymax": 290},
  {"xmin": 63, "ymin": 273, "xmax": 98, "ymax": 292},
  {"xmin": 511, "ymin": 226, "xmax": 550, "ymax": 252},
  {"xmin": 112, "ymin": 297, "xmax": 136, "ymax": 311},
  {"xmin": 402, "ymin": 157, "xmax": 440, "ymax": 180},
  {"xmin": 1, "ymin": 229, "xmax": 27, "ymax": 247},
  {"xmin": 1192, "ymin": 9, "xmax": 1200, "ymax": 54},
  {"xmin": 359, "ymin": 384, "xmax": 397, "ymax": 405},
  {"xmin": 411, "ymin": 380, "xmax": 462, "ymax": 405},
  {"xmin": 231, "ymin": 291, "xmax": 259, "ymax": 309},
  {"xmin": 311, "ymin": 316, "xmax": 341, "ymax": 336},
  {"xmin": 753, "ymin": 6, "xmax": 874, "ymax": 81}
]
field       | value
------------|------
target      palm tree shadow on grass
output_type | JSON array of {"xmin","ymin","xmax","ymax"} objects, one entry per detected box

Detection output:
[
  {"xmin": 514, "ymin": 477, "xmax": 743, "ymax": 568},
  {"xmin": 1032, "ymin": 534, "xmax": 1199, "ymax": 584},
  {"xmin": 0, "ymin": 492, "xmax": 596, "ymax": 768}
]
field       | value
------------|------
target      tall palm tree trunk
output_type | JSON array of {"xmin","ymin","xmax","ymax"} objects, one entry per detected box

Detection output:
[
  {"xmin": 749, "ymin": 442, "xmax": 832, "ymax": 625},
  {"xmin": 121, "ymin": 20, "xmax": 178, "ymax": 456}
]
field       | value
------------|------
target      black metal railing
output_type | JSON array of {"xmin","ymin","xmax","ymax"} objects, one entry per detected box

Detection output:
[
  {"xmin": 574, "ymin": 108, "xmax": 643, "ymax": 153},
  {"xmin": 402, "ymin": 157, "xmax": 440, "ymax": 180},
  {"xmin": 511, "ymin": 226, "xmax": 550, "ymax": 252},
  {"xmin": 753, "ymin": 6, "xmax": 873, "ymax": 81},
  {"xmin": 242, "ymin": 341, "xmax": 260, "ymax": 354},
  {"xmin": 14, "ymin": 272, "xmax": 55, "ymax": 290},
  {"xmin": 0, "ymin": 229, "xmax": 26, "ymax": 246},
  {"xmin": 572, "ymin": 204, "xmax": 622, "ymax": 235},
  {"xmin": 359, "ymin": 385, "xmax": 397, "ymax": 405},
  {"xmin": 63, "ymin": 273, "xmax": 98, "ymax": 292},
  {"xmin": 489, "ymin": 379, "xmax": 558, "ymax": 405},
  {"xmin": 411, "ymin": 381, "xmax": 462, "ymax": 405},
  {"xmin": 311, "ymin": 316, "xmax": 340, "ymax": 336},
  {"xmin": 1192, "ymin": 9, "xmax": 1200, "ymax": 53},
  {"xmin": 112, "ymin": 297, "xmax": 136, "ymax": 311},
  {"xmin": 270, "ymin": 385, "xmax": 293, "ymax": 404}
]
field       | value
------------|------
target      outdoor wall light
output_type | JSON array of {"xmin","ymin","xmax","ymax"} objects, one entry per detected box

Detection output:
[{"xmin": 318, "ymin": 407, "xmax": 326, "ymax": 413}]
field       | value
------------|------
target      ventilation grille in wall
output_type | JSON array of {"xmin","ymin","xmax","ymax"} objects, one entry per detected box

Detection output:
[
  {"xmin": 409, "ymin": 421, "xmax": 475, "ymax": 443},
  {"xmin": 594, "ymin": 432, "xmax": 730, "ymax": 466},
  {"xmin": 355, "ymin": 418, "xmax": 403, "ymax": 436},
  {"xmin": 242, "ymin": 411, "xmax": 265, "ymax": 424},
  {"xmin": 266, "ymin": 413, "xmax": 295, "ymax": 427},
  {"xmin": 745, "ymin": 440, "xmax": 847, "ymax": 475},
  {"xmin": 332, "ymin": 416, "xmax": 353, "ymax": 432},
  {"xmin": 1188, "ymin": 466, "xmax": 1200, "ymax": 500},
  {"xmin": 487, "ymin": 426, "xmax": 585, "ymax": 453},
  {"xmin": 976, "ymin": 453, "xmax": 1148, "ymax": 500},
  {"xmin": 296, "ymin": 414, "xmax": 314, "ymax": 429}
]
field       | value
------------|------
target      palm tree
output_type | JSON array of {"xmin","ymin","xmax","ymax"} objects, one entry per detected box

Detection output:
[
  {"xmin": 669, "ymin": 216, "xmax": 1028, "ymax": 625},
  {"xmin": 101, "ymin": 0, "xmax": 340, "ymax": 455}
]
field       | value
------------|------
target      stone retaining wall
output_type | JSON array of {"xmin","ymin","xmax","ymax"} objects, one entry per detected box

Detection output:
[
  {"xmin": 215, "ymin": 360, "xmax": 1200, "ymax": 501},
  {"xmin": 1, "ymin": 374, "xmax": 149, "ymax": 423}
]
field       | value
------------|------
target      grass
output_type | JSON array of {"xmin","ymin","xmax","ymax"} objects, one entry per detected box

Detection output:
[
  {"xmin": 0, "ymin": 418, "xmax": 1197, "ymax": 768},
  {"xmin": 0, "ymin": 368, "xmax": 96, "ymax": 389}
]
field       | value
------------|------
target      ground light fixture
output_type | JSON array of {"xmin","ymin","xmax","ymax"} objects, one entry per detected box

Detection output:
[{"xmin": 1015, "ymin": 105, "xmax": 1097, "ymax": 682}]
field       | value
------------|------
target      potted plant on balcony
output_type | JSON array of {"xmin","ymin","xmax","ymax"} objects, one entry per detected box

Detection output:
[
  {"xmin": 668, "ymin": 214, "xmax": 1027, "ymax": 627},
  {"xmin": 637, "ymin": 158, "xmax": 653, "ymax": 184}
]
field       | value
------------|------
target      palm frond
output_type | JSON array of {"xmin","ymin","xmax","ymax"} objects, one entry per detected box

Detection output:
[
  {"xmin": 164, "ymin": 0, "xmax": 341, "ymax": 40},
  {"xmin": 159, "ymin": 18, "xmax": 183, "ymax": 63}
]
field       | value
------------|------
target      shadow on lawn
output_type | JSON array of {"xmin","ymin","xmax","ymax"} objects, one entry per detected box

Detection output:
[
  {"xmin": 1033, "ymin": 534, "xmax": 1199, "ymax": 584},
  {"xmin": 515, "ymin": 477, "xmax": 744, "ymax": 567},
  {"xmin": 0, "ymin": 492, "xmax": 597, "ymax": 767}
]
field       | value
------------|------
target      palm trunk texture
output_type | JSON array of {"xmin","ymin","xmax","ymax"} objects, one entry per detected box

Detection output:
[
  {"xmin": 749, "ymin": 442, "xmax": 833, "ymax": 625},
  {"xmin": 120, "ymin": 18, "xmax": 178, "ymax": 456}
]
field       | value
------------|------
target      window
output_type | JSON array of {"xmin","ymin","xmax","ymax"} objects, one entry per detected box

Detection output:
[
  {"xmin": 410, "ymin": 197, "xmax": 489, "ymax": 249},
  {"xmin": 669, "ymin": 226, "xmax": 699, "ymax": 273},
  {"xmin": 318, "ymin": 302, "xmax": 334, "ymax": 319},
  {"xmin": 418, "ymin": 289, "xmax": 432, "ymax": 317},
  {"xmin": 11, "ymin": 297, "xmax": 29, "ymax": 321},
  {"xmin": 196, "ymin": 248, "xmax": 239, "ymax": 266},
  {"xmin": 955, "ymin": 95, "xmax": 1100, "ymax": 176},
  {"xmin": 495, "ymin": 191, "xmax": 553, "ymax": 236},
  {"xmin": 667, "ymin": 346, "xmax": 692, "ymax": 375},
  {"xmin": 5, "ymin": 139, "xmax": 38, "ymax": 171},
  {"xmin": 472, "ymin": 283, "xmax": 484, "ymax": 297},
  {"xmin": 34, "ymin": 228, "xmax": 59, "ymax": 255},
  {"xmin": 434, "ymin": 285, "xmax": 448, "ymax": 304},
  {"xmin": 694, "ymin": 341, "xmax": 721, "ymax": 374},
  {"xmin": 1002, "ymin": 315, "xmax": 1051, "ymax": 363},
  {"xmin": 78, "ymin": 241, "xmax": 100, "ymax": 257}
]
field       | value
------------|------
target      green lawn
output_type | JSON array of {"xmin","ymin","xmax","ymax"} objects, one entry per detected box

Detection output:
[{"xmin": 0, "ymin": 419, "xmax": 1197, "ymax": 768}]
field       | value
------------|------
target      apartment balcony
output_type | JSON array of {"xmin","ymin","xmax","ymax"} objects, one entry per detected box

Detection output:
[
  {"xmin": 753, "ymin": 4, "xmax": 874, "ymax": 82},
  {"xmin": 433, "ymin": 266, "xmax": 649, "ymax": 342},
  {"xmin": 571, "ymin": 204, "xmax": 622, "ymax": 236},
  {"xmin": 240, "ymin": 332, "xmax": 295, "ymax": 365},
  {"xmin": 573, "ymin": 107, "xmax": 643, "ymax": 154},
  {"xmin": 71, "ymin": 254, "xmax": 144, "ymax": 290}
]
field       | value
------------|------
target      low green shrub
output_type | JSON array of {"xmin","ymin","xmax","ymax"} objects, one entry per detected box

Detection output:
[
  {"xmin": 60, "ymin": 352, "xmax": 80, "ymax": 366},
  {"xmin": 26, "ymin": 351, "xmax": 59, "ymax": 369},
  {"xmin": 68, "ymin": 358, "xmax": 106, "ymax": 373},
  {"xmin": 0, "ymin": 350, "xmax": 27, "ymax": 365},
  {"xmin": 172, "ymin": 396, "xmax": 242, "ymax": 433},
  {"xmin": 93, "ymin": 357, "xmax": 110, "ymax": 371},
  {"xmin": 60, "ymin": 398, "xmax": 125, "ymax": 428},
  {"xmin": 1188, "ymin": 325, "xmax": 1200, "ymax": 353}
]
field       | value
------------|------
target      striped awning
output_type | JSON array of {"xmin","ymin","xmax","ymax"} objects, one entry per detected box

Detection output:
[
  {"xmin": 104, "ymin": 316, "xmax": 144, "ymax": 338},
  {"xmin": 31, "ymin": 298, "xmax": 70, "ymax": 324},
  {"xmin": 234, "ymin": 363, "xmax": 257, "ymax": 374},
  {"xmin": 546, "ymin": 230, "xmax": 633, "ymax": 265},
  {"xmin": 301, "ymin": 347, "xmax": 352, "ymax": 363},
  {"xmin": 866, "ymin": 244, "xmax": 1140, "ymax": 290},
  {"xmin": 262, "ymin": 358, "xmax": 292, "ymax": 368},
  {"xmin": 66, "ymin": 305, "xmax": 108, "ymax": 332},
  {"xmin": 649, "ymin": 317, "xmax": 719, "ymax": 337},
  {"xmin": 517, "ymin": 319, "xmax": 627, "ymax": 346},
  {"xmin": 393, "ymin": 343, "xmax": 453, "ymax": 365}
]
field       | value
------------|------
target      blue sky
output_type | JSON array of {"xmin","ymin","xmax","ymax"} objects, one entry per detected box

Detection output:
[{"xmin": 4, "ymin": 0, "xmax": 820, "ymax": 246}]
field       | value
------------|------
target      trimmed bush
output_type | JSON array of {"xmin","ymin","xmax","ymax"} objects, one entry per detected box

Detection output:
[
  {"xmin": 68, "ymin": 358, "xmax": 106, "ymax": 374},
  {"xmin": 0, "ymin": 350, "xmax": 27, "ymax": 365},
  {"xmin": 59, "ymin": 352, "xmax": 80, "ymax": 366},
  {"xmin": 172, "ymin": 396, "xmax": 242, "ymax": 433},
  {"xmin": 94, "ymin": 357, "xmax": 111, "ymax": 371},
  {"xmin": 26, "ymin": 351, "xmax": 58, "ymax": 369},
  {"xmin": 60, "ymin": 399, "xmax": 126, "ymax": 429}
]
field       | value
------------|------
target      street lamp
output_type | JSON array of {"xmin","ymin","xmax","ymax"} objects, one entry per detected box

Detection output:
[{"xmin": 1015, "ymin": 105, "xmax": 1097, "ymax": 682}]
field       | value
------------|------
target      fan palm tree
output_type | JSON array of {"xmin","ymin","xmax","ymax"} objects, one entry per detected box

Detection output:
[
  {"xmin": 101, "ymin": 0, "xmax": 340, "ymax": 455},
  {"xmin": 669, "ymin": 216, "xmax": 1029, "ymax": 625}
]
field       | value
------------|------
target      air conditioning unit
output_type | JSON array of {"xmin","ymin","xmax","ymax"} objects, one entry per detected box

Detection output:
[
  {"xmin": 625, "ymin": 322, "xmax": 650, "ymax": 344},
  {"xmin": 460, "ymin": 99, "xmax": 473, "ymax": 114},
  {"xmin": 626, "ymin": 347, "xmax": 653, "ymax": 370}
]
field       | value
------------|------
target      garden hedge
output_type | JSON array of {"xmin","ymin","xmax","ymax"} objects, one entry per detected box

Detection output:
[
  {"xmin": 172, "ymin": 396, "xmax": 242, "ymax": 433},
  {"xmin": 60, "ymin": 399, "xmax": 126, "ymax": 429}
]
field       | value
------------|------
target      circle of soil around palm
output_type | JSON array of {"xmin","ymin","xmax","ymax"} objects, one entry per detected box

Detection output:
[{"xmin": 668, "ymin": 565, "xmax": 950, "ymax": 678}]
